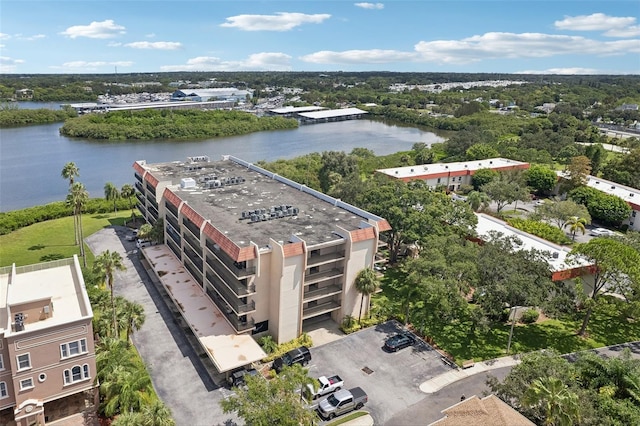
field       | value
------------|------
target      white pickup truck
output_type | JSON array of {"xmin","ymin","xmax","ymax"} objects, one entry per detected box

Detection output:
[{"xmin": 307, "ymin": 375, "xmax": 344, "ymax": 400}]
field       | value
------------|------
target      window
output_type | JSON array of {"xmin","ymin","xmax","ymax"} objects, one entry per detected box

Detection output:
[
  {"xmin": 458, "ymin": 176, "xmax": 462, "ymax": 182},
  {"xmin": 0, "ymin": 381, "xmax": 7, "ymax": 398},
  {"xmin": 437, "ymin": 178, "xmax": 441, "ymax": 184},
  {"xmin": 19, "ymin": 378, "xmax": 34, "ymax": 391},
  {"xmin": 0, "ymin": 354, "xmax": 4, "ymax": 370},
  {"xmin": 633, "ymin": 211, "xmax": 637, "ymax": 217},
  {"xmin": 17, "ymin": 353, "xmax": 31, "ymax": 370},
  {"xmin": 63, "ymin": 364, "xmax": 90, "ymax": 385},
  {"xmin": 60, "ymin": 339, "xmax": 87, "ymax": 359}
]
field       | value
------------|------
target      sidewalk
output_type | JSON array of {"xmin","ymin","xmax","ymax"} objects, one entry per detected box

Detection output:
[
  {"xmin": 337, "ymin": 413, "xmax": 374, "ymax": 426},
  {"xmin": 419, "ymin": 355, "xmax": 521, "ymax": 394}
]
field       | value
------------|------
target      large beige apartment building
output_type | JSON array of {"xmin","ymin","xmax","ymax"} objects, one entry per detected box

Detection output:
[
  {"xmin": 0, "ymin": 256, "xmax": 97, "ymax": 426},
  {"xmin": 133, "ymin": 155, "xmax": 390, "ymax": 372}
]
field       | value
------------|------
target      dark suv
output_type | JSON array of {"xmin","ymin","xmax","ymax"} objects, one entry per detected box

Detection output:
[
  {"xmin": 272, "ymin": 346, "xmax": 311, "ymax": 373},
  {"xmin": 383, "ymin": 332, "xmax": 415, "ymax": 352},
  {"xmin": 227, "ymin": 367, "xmax": 259, "ymax": 388}
]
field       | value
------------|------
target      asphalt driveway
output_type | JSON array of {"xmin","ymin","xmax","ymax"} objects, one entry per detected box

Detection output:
[{"xmin": 307, "ymin": 320, "xmax": 453, "ymax": 425}]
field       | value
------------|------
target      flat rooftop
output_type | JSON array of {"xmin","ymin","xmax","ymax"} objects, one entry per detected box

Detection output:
[
  {"xmin": 0, "ymin": 256, "xmax": 92, "ymax": 335},
  {"xmin": 269, "ymin": 106, "xmax": 326, "ymax": 114},
  {"xmin": 474, "ymin": 213, "xmax": 592, "ymax": 272},
  {"xmin": 377, "ymin": 158, "xmax": 529, "ymax": 180},
  {"xmin": 584, "ymin": 175, "xmax": 640, "ymax": 209},
  {"xmin": 139, "ymin": 156, "xmax": 383, "ymax": 248},
  {"xmin": 142, "ymin": 244, "xmax": 266, "ymax": 372},
  {"xmin": 298, "ymin": 107, "xmax": 368, "ymax": 119}
]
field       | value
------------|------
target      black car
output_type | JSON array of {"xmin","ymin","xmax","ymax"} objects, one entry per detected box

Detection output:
[
  {"xmin": 227, "ymin": 367, "xmax": 259, "ymax": 388},
  {"xmin": 272, "ymin": 346, "xmax": 311, "ymax": 373},
  {"xmin": 383, "ymin": 332, "xmax": 415, "ymax": 352}
]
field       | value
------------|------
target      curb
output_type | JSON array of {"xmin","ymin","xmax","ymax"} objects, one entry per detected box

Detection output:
[{"xmin": 419, "ymin": 355, "xmax": 521, "ymax": 394}]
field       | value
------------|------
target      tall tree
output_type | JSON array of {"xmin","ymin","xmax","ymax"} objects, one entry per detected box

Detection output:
[
  {"xmin": 565, "ymin": 216, "xmax": 587, "ymax": 241},
  {"xmin": 523, "ymin": 377, "xmax": 580, "ymax": 426},
  {"xmin": 66, "ymin": 182, "xmax": 89, "ymax": 266},
  {"xmin": 354, "ymin": 268, "xmax": 379, "ymax": 324},
  {"xmin": 561, "ymin": 155, "xmax": 591, "ymax": 193},
  {"xmin": 465, "ymin": 190, "xmax": 491, "ymax": 212},
  {"xmin": 221, "ymin": 364, "xmax": 318, "ymax": 426},
  {"xmin": 61, "ymin": 161, "xmax": 80, "ymax": 186},
  {"xmin": 62, "ymin": 162, "xmax": 81, "ymax": 244},
  {"xmin": 93, "ymin": 250, "xmax": 126, "ymax": 336},
  {"xmin": 525, "ymin": 164, "xmax": 558, "ymax": 195},
  {"xmin": 537, "ymin": 199, "xmax": 591, "ymax": 230},
  {"xmin": 104, "ymin": 182, "xmax": 120, "ymax": 213},
  {"xmin": 119, "ymin": 299, "xmax": 146, "ymax": 340},
  {"xmin": 568, "ymin": 238, "xmax": 640, "ymax": 336},
  {"xmin": 120, "ymin": 183, "xmax": 136, "ymax": 214},
  {"xmin": 481, "ymin": 179, "xmax": 530, "ymax": 213},
  {"xmin": 476, "ymin": 232, "xmax": 554, "ymax": 322}
]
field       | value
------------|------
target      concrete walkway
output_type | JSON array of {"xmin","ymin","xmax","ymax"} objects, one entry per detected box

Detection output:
[
  {"xmin": 338, "ymin": 413, "xmax": 374, "ymax": 426},
  {"xmin": 419, "ymin": 355, "xmax": 521, "ymax": 393}
]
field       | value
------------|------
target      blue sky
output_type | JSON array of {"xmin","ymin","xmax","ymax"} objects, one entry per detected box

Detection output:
[{"xmin": 1, "ymin": 1, "xmax": 639, "ymax": 75}]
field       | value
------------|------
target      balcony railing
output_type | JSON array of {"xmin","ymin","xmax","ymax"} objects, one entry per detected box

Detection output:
[
  {"xmin": 205, "ymin": 272, "xmax": 256, "ymax": 315},
  {"xmin": 302, "ymin": 300, "xmax": 341, "ymax": 320},
  {"xmin": 306, "ymin": 251, "xmax": 345, "ymax": 267},
  {"xmin": 205, "ymin": 257, "xmax": 255, "ymax": 297},
  {"xmin": 183, "ymin": 232, "xmax": 201, "ymax": 255},
  {"xmin": 303, "ymin": 285, "xmax": 342, "ymax": 302},
  {"xmin": 204, "ymin": 286, "xmax": 255, "ymax": 333},
  {"xmin": 205, "ymin": 240, "xmax": 256, "ymax": 278},
  {"xmin": 184, "ymin": 258, "xmax": 203, "ymax": 286},
  {"xmin": 304, "ymin": 268, "xmax": 343, "ymax": 285}
]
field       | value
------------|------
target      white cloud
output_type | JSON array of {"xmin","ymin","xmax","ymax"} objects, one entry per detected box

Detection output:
[
  {"xmin": 145, "ymin": 33, "xmax": 156, "ymax": 38},
  {"xmin": 52, "ymin": 60, "xmax": 133, "ymax": 72},
  {"xmin": 0, "ymin": 56, "xmax": 25, "ymax": 73},
  {"xmin": 124, "ymin": 41, "xmax": 182, "ymax": 50},
  {"xmin": 21, "ymin": 34, "xmax": 46, "ymax": 41},
  {"xmin": 220, "ymin": 12, "xmax": 330, "ymax": 31},
  {"xmin": 413, "ymin": 32, "xmax": 640, "ymax": 64},
  {"xmin": 517, "ymin": 67, "xmax": 600, "ymax": 75},
  {"xmin": 108, "ymin": 42, "xmax": 122, "ymax": 47},
  {"xmin": 301, "ymin": 49, "xmax": 417, "ymax": 64},
  {"xmin": 299, "ymin": 31, "xmax": 640, "ymax": 66},
  {"xmin": 161, "ymin": 52, "xmax": 292, "ymax": 71},
  {"xmin": 0, "ymin": 33, "xmax": 12, "ymax": 40},
  {"xmin": 554, "ymin": 13, "xmax": 636, "ymax": 32},
  {"xmin": 355, "ymin": 3, "xmax": 384, "ymax": 10},
  {"xmin": 60, "ymin": 20, "xmax": 126, "ymax": 39},
  {"xmin": 604, "ymin": 26, "xmax": 640, "ymax": 38}
]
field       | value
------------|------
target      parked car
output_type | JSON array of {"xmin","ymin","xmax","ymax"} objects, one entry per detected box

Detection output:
[
  {"xmin": 227, "ymin": 367, "xmax": 259, "ymax": 388},
  {"xmin": 306, "ymin": 375, "xmax": 343, "ymax": 400},
  {"xmin": 126, "ymin": 234, "xmax": 136, "ymax": 241},
  {"xmin": 589, "ymin": 227, "xmax": 617, "ymax": 237},
  {"xmin": 317, "ymin": 387, "xmax": 368, "ymax": 420},
  {"xmin": 272, "ymin": 346, "xmax": 311, "ymax": 373},
  {"xmin": 383, "ymin": 332, "xmax": 415, "ymax": 352},
  {"xmin": 136, "ymin": 239, "xmax": 152, "ymax": 248}
]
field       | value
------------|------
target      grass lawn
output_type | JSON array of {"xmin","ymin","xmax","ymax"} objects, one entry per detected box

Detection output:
[
  {"xmin": 376, "ymin": 268, "xmax": 640, "ymax": 364},
  {"xmin": 0, "ymin": 211, "xmax": 132, "ymax": 267}
]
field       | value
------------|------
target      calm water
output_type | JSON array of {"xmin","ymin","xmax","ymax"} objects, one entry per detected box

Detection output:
[{"xmin": 1, "ymin": 107, "xmax": 445, "ymax": 212}]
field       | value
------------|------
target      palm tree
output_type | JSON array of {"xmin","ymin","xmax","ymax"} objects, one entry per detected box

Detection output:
[
  {"xmin": 61, "ymin": 161, "xmax": 80, "ymax": 186},
  {"xmin": 93, "ymin": 250, "xmax": 126, "ymax": 337},
  {"xmin": 100, "ymin": 364, "xmax": 153, "ymax": 417},
  {"xmin": 565, "ymin": 216, "xmax": 587, "ymax": 241},
  {"xmin": 66, "ymin": 182, "xmax": 89, "ymax": 266},
  {"xmin": 354, "ymin": 268, "xmax": 379, "ymax": 324},
  {"xmin": 121, "ymin": 183, "xmax": 136, "ymax": 215},
  {"xmin": 120, "ymin": 299, "xmax": 146, "ymax": 340},
  {"xmin": 105, "ymin": 182, "xmax": 120, "ymax": 213},
  {"xmin": 111, "ymin": 411, "xmax": 145, "ymax": 426},
  {"xmin": 139, "ymin": 400, "xmax": 175, "ymax": 426},
  {"xmin": 62, "ymin": 162, "xmax": 81, "ymax": 243},
  {"xmin": 523, "ymin": 377, "xmax": 580, "ymax": 426},
  {"xmin": 466, "ymin": 190, "xmax": 491, "ymax": 212}
]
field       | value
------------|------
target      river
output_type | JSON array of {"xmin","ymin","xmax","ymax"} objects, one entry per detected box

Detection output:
[{"xmin": 1, "ymin": 106, "xmax": 445, "ymax": 212}]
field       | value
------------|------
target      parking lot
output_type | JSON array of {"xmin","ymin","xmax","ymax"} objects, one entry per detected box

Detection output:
[{"xmin": 307, "ymin": 320, "xmax": 453, "ymax": 425}]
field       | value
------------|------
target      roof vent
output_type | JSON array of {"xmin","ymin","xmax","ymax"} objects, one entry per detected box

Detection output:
[
  {"xmin": 611, "ymin": 186, "xmax": 616, "ymax": 189},
  {"xmin": 552, "ymin": 252, "xmax": 560, "ymax": 259},
  {"xmin": 631, "ymin": 193, "xmax": 634, "ymax": 197}
]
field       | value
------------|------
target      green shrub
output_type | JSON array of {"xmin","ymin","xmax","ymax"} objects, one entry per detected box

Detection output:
[
  {"xmin": 520, "ymin": 308, "xmax": 540, "ymax": 324},
  {"xmin": 262, "ymin": 333, "xmax": 314, "ymax": 362},
  {"xmin": 0, "ymin": 197, "xmax": 135, "ymax": 235},
  {"xmin": 506, "ymin": 218, "xmax": 573, "ymax": 245}
]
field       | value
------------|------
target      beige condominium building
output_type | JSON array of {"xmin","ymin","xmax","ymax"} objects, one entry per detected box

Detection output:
[
  {"xmin": 133, "ymin": 155, "xmax": 390, "ymax": 373},
  {"xmin": 0, "ymin": 256, "xmax": 97, "ymax": 426}
]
